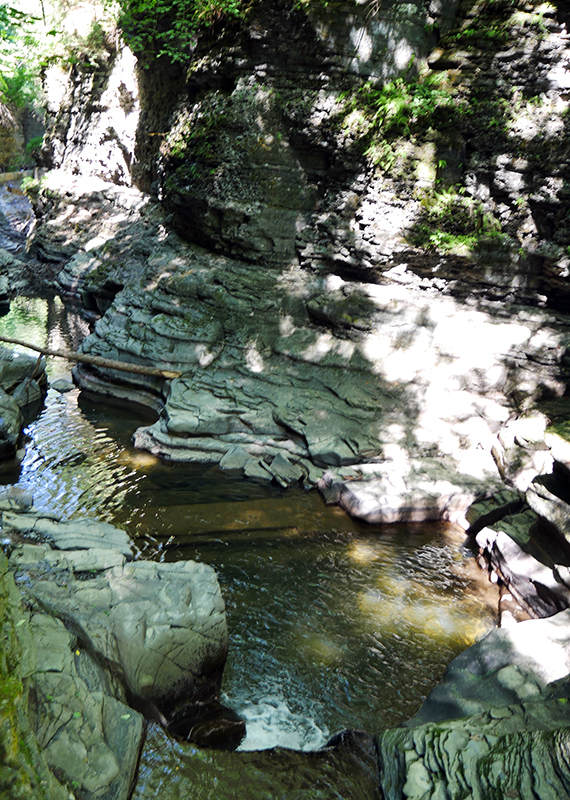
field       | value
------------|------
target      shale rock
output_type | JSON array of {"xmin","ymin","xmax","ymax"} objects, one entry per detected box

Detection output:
[
  {"xmin": 406, "ymin": 609, "xmax": 570, "ymax": 727},
  {"xmin": 378, "ymin": 611, "xmax": 570, "ymax": 800},
  {"xmin": 41, "ymin": 183, "xmax": 569, "ymax": 520},
  {"xmin": 29, "ymin": 612, "xmax": 144, "ymax": 800},
  {"xmin": 379, "ymin": 699, "xmax": 570, "ymax": 800},
  {"xmin": 0, "ymin": 550, "xmax": 69, "ymax": 800},
  {"xmin": 3, "ymin": 509, "xmax": 229, "ymax": 799},
  {"xmin": 2, "ymin": 513, "xmax": 134, "ymax": 559}
]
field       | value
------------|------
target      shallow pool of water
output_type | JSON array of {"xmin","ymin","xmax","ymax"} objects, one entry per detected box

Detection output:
[{"xmin": 0, "ymin": 296, "xmax": 498, "ymax": 750}]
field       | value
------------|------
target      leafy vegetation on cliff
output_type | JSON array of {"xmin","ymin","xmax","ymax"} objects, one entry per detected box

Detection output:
[{"xmin": 112, "ymin": 0, "xmax": 245, "ymax": 64}]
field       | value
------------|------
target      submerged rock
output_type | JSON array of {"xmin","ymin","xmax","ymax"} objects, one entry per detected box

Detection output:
[
  {"xmin": 132, "ymin": 723, "xmax": 380, "ymax": 800},
  {"xmin": 167, "ymin": 700, "xmax": 246, "ymax": 751}
]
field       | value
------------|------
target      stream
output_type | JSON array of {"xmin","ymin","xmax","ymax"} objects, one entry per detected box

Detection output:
[{"xmin": 0, "ymin": 294, "xmax": 498, "ymax": 754}]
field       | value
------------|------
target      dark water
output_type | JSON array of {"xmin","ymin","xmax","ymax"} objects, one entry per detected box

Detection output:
[{"xmin": 0, "ymin": 296, "xmax": 498, "ymax": 753}]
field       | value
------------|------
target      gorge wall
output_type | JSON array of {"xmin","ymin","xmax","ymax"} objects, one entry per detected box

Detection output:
[{"xmin": 31, "ymin": 0, "xmax": 570, "ymax": 522}]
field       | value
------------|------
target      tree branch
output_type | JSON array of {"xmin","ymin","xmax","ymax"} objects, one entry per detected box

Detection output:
[{"xmin": 0, "ymin": 336, "xmax": 182, "ymax": 380}]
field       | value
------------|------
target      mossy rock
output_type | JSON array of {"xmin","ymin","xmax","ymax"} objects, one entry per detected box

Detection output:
[{"xmin": 0, "ymin": 551, "xmax": 68, "ymax": 800}]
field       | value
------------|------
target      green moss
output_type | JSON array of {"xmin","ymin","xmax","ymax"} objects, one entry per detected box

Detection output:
[
  {"xmin": 407, "ymin": 187, "xmax": 503, "ymax": 254},
  {"xmin": 547, "ymin": 421, "xmax": 570, "ymax": 442}
]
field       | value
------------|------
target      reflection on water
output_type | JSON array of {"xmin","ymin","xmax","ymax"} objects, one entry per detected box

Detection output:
[{"xmin": 0, "ymin": 296, "xmax": 498, "ymax": 752}]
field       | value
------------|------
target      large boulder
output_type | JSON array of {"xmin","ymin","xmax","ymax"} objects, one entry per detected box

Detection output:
[
  {"xmin": 28, "ymin": 612, "xmax": 145, "ymax": 800},
  {"xmin": 10, "ymin": 539, "xmax": 228, "ymax": 713},
  {"xmin": 2, "ymin": 510, "xmax": 229, "ymax": 798},
  {"xmin": 0, "ymin": 550, "xmax": 69, "ymax": 800}
]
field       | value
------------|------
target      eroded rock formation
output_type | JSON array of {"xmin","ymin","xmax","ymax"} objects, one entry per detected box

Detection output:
[
  {"xmin": 0, "ymin": 498, "xmax": 229, "ymax": 799},
  {"xmin": 10, "ymin": 0, "xmax": 570, "ymax": 796}
]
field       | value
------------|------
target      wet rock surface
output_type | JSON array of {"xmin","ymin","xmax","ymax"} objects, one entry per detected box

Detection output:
[
  {"xmin": 1, "ymin": 508, "xmax": 229, "ymax": 799},
  {"xmin": 0, "ymin": 347, "xmax": 47, "ymax": 462}
]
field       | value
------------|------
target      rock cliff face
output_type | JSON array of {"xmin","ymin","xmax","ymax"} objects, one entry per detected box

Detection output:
[{"xmin": 30, "ymin": 0, "xmax": 570, "ymax": 526}]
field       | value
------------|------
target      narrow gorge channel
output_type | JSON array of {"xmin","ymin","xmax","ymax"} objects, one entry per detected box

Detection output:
[{"xmin": 0, "ymin": 295, "xmax": 497, "ymax": 757}]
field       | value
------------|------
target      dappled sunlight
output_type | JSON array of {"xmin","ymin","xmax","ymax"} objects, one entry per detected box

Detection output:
[
  {"xmin": 501, "ymin": 612, "xmax": 570, "ymax": 684},
  {"xmin": 245, "ymin": 343, "xmax": 265, "ymax": 373},
  {"xmin": 300, "ymin": 332, "xmax": 357, "ymax": 364},
  {"xmin": 117, "ymin": 450, "xmax": 161, "ymax": 470},
  {"xmin": 358, "ymin": 589, "xmax": 492, "ymax": 648},
  {"xmin": 509, "ymin": 94, "xmax": 568, "ymax": 142},
  {"xmin": 295, "ymin": 631, "xmax": 348, "ymax": 668}
]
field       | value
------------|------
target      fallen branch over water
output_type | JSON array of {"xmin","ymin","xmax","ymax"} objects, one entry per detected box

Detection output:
[{"xmin": 0, "ymin": 335, "xmax": 182, "ymax": 380}]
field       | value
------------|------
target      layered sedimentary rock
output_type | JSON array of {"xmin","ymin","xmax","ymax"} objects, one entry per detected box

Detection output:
[
  {"xmin": 21, "ymin": 0, "xmax": 570, "ymax": 794},
  {"xmin": 25, "ymin": 0, "xmax": 570, "ymax": 525},
  {"xmin": 39, "ymin": 167, "xmax": 569, "ymax": 524},
  {"xmin": 378, "ymin": 610, "xmax": 570, "ymax": 800}
]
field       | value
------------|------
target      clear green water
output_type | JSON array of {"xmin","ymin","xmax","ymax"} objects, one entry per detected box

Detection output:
[{"xmin": 0, "ymin": 296, "xmax": 498, "ymax": 752}]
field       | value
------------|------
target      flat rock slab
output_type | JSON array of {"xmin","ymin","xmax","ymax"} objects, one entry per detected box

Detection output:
[
  {"xmin": 318, "ymin": 460, "xmax": 499, "ymax": 524},
  {"xmin": 2, "ymin": 512, "xmax": 134, "ymax": 558}
]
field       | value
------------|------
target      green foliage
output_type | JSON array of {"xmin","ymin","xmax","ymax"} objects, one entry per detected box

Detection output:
[
  {"xmin": 548, "ymin": 420, "xmax": 570, "ymax": 442},
  {"xmin": 449, "ymin": 19, "xmax": 509, "ymax": 45},
  {"xmin": 0, "ymin": 4, "xmax": 33, "ymax": 43},
  {"xmin": 24, "ymin": 134, "xmax": 42, "ymax": 155},
  {"xmin": 0, "ymin": 4, "xmax": 44, "ymax": 110},
  {"xmin": 0, "ymin": 62, "xmax": 37, "ymax": 106},
  {"xmin": 408, "ymin": 187, "xmax": 503, "ymax": 254},
  {"xmin": 353, "ymin": 71, "xmax": 455, "ymax": 139},
  {"xmin": 114, "ymin": 0, "xmax": 245, "ymax": 65}
]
